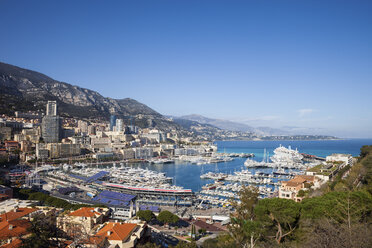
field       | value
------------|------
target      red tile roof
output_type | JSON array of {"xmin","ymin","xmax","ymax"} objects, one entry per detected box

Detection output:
[
  {"xmin": 0, "ymin": 238, "xmax": 22, "ymax": 248},
  {"xmin": 0, "ymin": 208, "xmax": 37, "ymax": 222},
  {"xmin": 192, "ymin": 220, "xmax": 223, "ymax": 232},
  {"xmin": 282, "ymin": 175, "xmax": 315, "ymax": 187},
  {"xmin": 0, "ymin": 219, "xmax": 31, "ymax": 240},
  {"xmin": 68, "ymin": 207, "xmax": 102, "ymax": 218},
  {"xmin": 96, "ymin": 223, "xmax": 137, "ymax": 241},
  {"xmin": 82, "ymin": 235, "xmax": 107, "ymax": 246}
]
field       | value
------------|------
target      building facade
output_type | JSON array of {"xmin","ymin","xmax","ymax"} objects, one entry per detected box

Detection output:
[
  {"xmin": 110, "ymin": 115, "xmax": 117, "ymax": 131},
  {"xmin": 46, "ymin": 101, "xmax": 57, "ymax": 116},
  {"xmin": 42, "ymin": 115, "xmax": 62, "ymax": 143}
]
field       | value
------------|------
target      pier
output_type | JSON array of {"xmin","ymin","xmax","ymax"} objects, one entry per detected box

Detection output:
[{"xmin": 102, "ymin": 182, "xmax": 194, "ymax": 207}]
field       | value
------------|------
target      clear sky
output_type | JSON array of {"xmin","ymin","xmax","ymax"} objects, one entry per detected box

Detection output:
[{"xmin": 1, "ymin": 0, "xmax": 371, "ymax": 138}]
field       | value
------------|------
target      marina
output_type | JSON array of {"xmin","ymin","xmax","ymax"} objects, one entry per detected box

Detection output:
[
  {"xmin": 37, "ymin": 145, "xmax": 315, "ymax": 209},
  {"xmin": 23, "ymin": 140, "xmax": 367, "ymax": 210}
]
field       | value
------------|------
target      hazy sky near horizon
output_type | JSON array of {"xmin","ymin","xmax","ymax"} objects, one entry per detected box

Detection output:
[{"xmin": 1, "ymin": 0, "xmax": 371, "ymax": 138}]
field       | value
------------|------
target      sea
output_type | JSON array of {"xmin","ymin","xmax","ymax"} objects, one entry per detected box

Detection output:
[{"xmin": 126, "ymin": 139, "xmax": 372, "ymax": 192}]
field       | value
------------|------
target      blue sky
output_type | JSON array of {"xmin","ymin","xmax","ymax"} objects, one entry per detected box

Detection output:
[{"xmin": 1, "ymin": 0, "xmax": 371, "ymax": 138}]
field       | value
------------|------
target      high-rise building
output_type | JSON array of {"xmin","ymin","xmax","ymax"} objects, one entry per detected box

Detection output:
[
  {"xmin": 46, "ymin": 101, "xmax": 57, "ymax": 116},
  {"xmin": 110, "ymin": 115, "xmax": 117, "ymax": 131},
  {"xmin": 78, "ymin": 120, "xmax": 88, "ymax": 133},
  {"xmin": 42, "ymin": 101, "xmax": 62, "ymax": 143},
  {"xmin": 115, "ymin": 119, "xmax": 124, "ymax": 132},
  {"xmin": 88, "ymin": 125, "xmax": 96, "ymax": 135}
]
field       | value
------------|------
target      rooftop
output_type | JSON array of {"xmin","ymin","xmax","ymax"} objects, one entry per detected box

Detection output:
[
  {"xmin": 96, "ymin": 222, "xmax": 138, "ymax": 241},
  {"xmin": 192, "ymin": 219, "xmax": 223, "ymax": 232},
  {"xmin": 0, "ymin": 208, "xmax": 37, "ymax": 222},
  {"xmin": 0, "ymin": 219, "xmax": 31, "ymax": 240},
  {"xmin": 68, "ymin": 207, "xmax": 105, "ymax": 218},
  {"xmin": 0, "ymin": 238, "xmax": 22, "ymax": 248},
  {"xmin": 281, "ymin": 175, "xmax": 315, "ymax": 187},
  {"xmin": 92, "ymin": 190, "xmax": 136, "ymax": 207},
  {"xmin": 329, "ymin": 153, "xmax": 352, "ymax": 157}
]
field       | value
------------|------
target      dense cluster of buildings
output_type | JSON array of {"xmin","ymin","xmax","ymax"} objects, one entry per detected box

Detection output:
[
  {"xmin": 279, "ymin": 153, "xmax": 354, "ymax": 202},
  {"xmin": 0, "ymin": 101, "xmax": 215, "ymax": 163},
  {"xmin": 0, "ymin": 198, "xmax": 147, "ymax": 248}
]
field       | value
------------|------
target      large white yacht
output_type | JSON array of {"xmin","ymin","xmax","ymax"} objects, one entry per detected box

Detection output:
[
  {"xmin": 244, "ymin": 145, "xmax": 305, "ymax": 169},
  {"xmin": 270, "ymin": 145, "xmax": 303, "ymax": 165}
]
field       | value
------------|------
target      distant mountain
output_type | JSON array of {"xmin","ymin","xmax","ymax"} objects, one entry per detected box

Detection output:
[
  {"xmin": 179, "ymin": 114, "xmax": 290, "ymax": 135},
  {"xmin": 254, "ymin": 126, "xmax": 291, "ymax": 136},
  {"xmin": 0, "ymin": 62, "xmax": 334, "ymax": 140},
  {"xmin": 0, "ymin": 62, "xmax": 182, "ymax": 132},
  {"xmin": 180, "ymin": 114, "xmax": 256, "ymax": 132}
]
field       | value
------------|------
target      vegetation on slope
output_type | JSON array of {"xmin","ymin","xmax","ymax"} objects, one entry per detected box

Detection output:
[{"xmin": 207, "ymin": 145, "xmax": 372, "ymax": 248}]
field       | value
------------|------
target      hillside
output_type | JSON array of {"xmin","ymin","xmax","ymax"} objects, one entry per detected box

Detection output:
[
  {"xmin": 0, "ymin": 62, "xmax": 337, "ymax": 140},
  {"xmin": 0, "ymin": 62, "xmax": 181, "ymax": 132},
  {"xmin": 180, "ymin": 114, "xmax": 256, "ymax": 132},
  {"xmin": 180, "ymin": 114, "xmax": 290, "ymax": 135}
]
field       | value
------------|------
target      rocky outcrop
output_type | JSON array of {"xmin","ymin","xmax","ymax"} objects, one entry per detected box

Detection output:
[{"xmin": 0, "ymin": 62, "xmax": 178, "ymax": 131}]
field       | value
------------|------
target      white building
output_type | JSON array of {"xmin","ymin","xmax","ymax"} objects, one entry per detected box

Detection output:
[
  {"xmin": 326, "ymin": 153, "xmax": 353, "ymax": 166},
  {"xmin": 134, "ymin": 147, "xmax": 153, "ymax": 159},
  {"xmin": 115, "ymin": 119, "xmax": 124, "ymax": 132},
  {"xmin": 78, "ymin": 120, "xmax": 89, "ymax": 133},
  {"xmin": 121, "ymin": 149, "xmax": 135, "ymax": 160},
  {"xmin": 0, "ymin": 199, "xmax": 39, "ymax": 213},
  {"xmin": 141, "ymin": 130, "xmax": 166, "ymax": 143},
  {"xmin": 46, "ymin": 101, "xmax": 57, "ymax": 116},
  {"xmin": 174, "ymin": 148, "xmax": 200, "ymax": 156}
]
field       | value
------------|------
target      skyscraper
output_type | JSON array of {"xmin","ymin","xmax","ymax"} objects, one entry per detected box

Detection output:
[
  {"xmin": 42, "ymin": 101, "xmax": 62, "ymax": 143},
  {"xmin": 46, "ymin": 101, "xmax": 57, "ymax": 116},
  {"xmin": 110, "ymin": 115, "xmax": 117, "ymax": 131},
  {"xmin": 116, "ymin": 118, "xmax": 124, "ymax": 132}
]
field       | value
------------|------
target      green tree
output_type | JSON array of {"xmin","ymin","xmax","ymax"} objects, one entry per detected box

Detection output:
[
  {"xmin": 254, "ymin": 198, "xmax": 300, "ymax": 244},
  {"xmin": 137, "ymin": 210, "xmax": 155, "ymax": 222},
  {"xmin": 297, "ymin": 190, "xmax": 305, "ymax": 197},
  {"xmin": 21, "ymin": 212, "xmax": 67, "ymax": 248},
  {"xmin": 137, "ymin": 242, "xmax": 161, "ymax": 248},
  {"xmin": 301, "ymin": 190, "xmax": 372, "ymax": 223},
  {"xmin": 228, "ymin": 186, "xmax": 263, "ymax": 248},
  {"xmin": 359, "ymin": 145, "xmax": 372, "ymax": 161},
  {"xmin": 191, "ymin": 224, "xmax": 196, "ymax": 240},
  {"xmin": 157, "ymin": 210, "xmax": 179, "ymax": 225},
  {"xmin": 198, "ymin": 228, "xmax": 206, "ymax": 235},
  {"xmin": 202, "ymin": 237, "xmax": 219, "ymax": 248},
  {"xmin": 174, "ymin": 241, "xmax": 198, "ymax": 248}
]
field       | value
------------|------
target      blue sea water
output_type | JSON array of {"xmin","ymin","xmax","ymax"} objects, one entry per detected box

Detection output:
[{"xmin": 128, "ymin": 139, "xmax": 372, "ymax": 192}]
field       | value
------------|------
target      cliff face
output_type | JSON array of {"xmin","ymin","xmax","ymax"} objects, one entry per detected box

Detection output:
[{"xmin": 0, "ymin": 62, "xmax": 179, "ymax": 131}]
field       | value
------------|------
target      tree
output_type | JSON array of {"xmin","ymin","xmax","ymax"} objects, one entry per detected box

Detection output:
[
  {"xmin": 198, "ymin": 228, "xmax": 206, "ymax": 235},
  {"xmin": 202, "ymin": 237, "xmax": 219, "ymax": 248},
  {"xmin": 359, "ymin": 145, "xmax": 372, "ymax": 161},
  {"xmin": 301, "ymin": 190, "xmax": 372, "ymax": 223},
  {"xmin": 174, "ymin": 241, "xmax": 198, "ymax": 248},
  {"xmin": 157, "ymin": 210, "xmax": 179, "ymax": 225},
  {"xmin": 301, "ymin": 190, "xmax": 372, "ymax": 247},
  {"xmin": 137, "ymin": 243, "xmax": 161, "ymax": 248},
  {"xmin": 137, "ymin": 210, "xmax": 155, "ymax": 222},
  {"xmin": 191, "ymin": 224, "xmax": 196, "ymax": 240},
  {"xmin": 231, "ymin": 186, "xmax": 259, "ymax": 220},
  {"xmin": 254, "ymin": 198, "xmax": 300, "ymax": 244},
  {"xmin": 297, "ymin": 190, "xmax": 305, "ymax": 197},
  {"xmin": 21, "ymin": 212, "xmax": 67, "ymax": 248},
  {"xmin": 303, "ymin": 218, "xmax": 372, "ymax": 248},
  {"xmin": 228, "ymin": 186, "xmax": 263, "ymax": 248}
]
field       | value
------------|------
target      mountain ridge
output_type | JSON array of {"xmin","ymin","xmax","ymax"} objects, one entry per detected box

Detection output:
[
  {"xmin": 0, "ymin": 62, "xmax": 336, "ymax": 139},
  {"xmin": 179, "ymin": 114, "xmax": 290, "ymax": 135},
  {"xmin": 0, "ymin": 62, "xmax": 179, "ymax": 132}
]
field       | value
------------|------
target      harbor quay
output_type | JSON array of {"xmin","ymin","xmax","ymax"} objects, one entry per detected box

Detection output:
[
  {"xmin": 8, "ymin": 142, "xmax": 353, "ymax": 212},
  {"xmin": 24, "ymin": 144, "xmax": 350, "ymax": 218}
]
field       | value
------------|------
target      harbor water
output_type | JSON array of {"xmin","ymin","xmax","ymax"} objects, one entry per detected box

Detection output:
[{"xmin": 107, "ymin": 139, "xmax": 372, "ymax": 192}]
